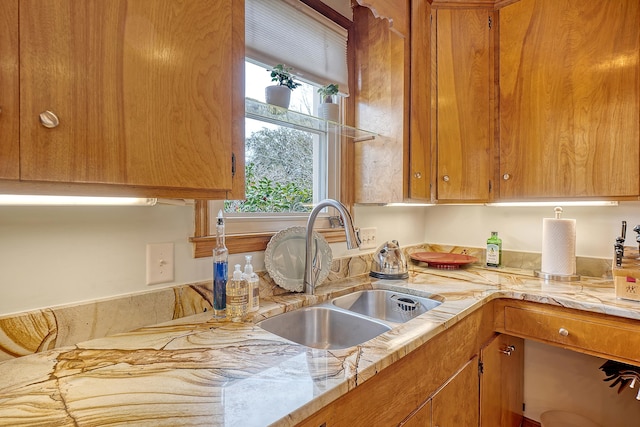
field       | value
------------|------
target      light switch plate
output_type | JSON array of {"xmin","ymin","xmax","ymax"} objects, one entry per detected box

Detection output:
[
  {"xmin": 359, "ymin": 227, "xmax": 378, "ymax": 250},
  {"xmin": 146, "ymin": 243, "xmax": 174, "ymax": 285}
]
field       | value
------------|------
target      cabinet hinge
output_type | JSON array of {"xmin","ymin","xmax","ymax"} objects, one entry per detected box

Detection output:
[
  {"xmin": 488, "ymin": 16, "xmax": 492, "ymax": 29},
  {"xmin": 478, "ymin": 360, "xmax": 484, "ymax": 374},
  {"xmin": 523, "ymin": 403, "xmax": 526, "ymax": 412},
  {"xmin": 231, "ymin": 153, "xmax": 236, "ymax": 177}
]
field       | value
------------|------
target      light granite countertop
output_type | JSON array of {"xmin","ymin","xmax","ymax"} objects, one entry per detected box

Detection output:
[{"xmin": 1, "ymin": 265, "xmax": 639, "ymax": 426}]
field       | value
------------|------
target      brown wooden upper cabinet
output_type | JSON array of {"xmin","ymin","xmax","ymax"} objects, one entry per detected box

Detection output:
[
  {"xmin": 0, "ymin": 0, "xmax": 19, "ymax": 181},
  {"xmin": 0, "ymin": 0, "xmax": 244, "ymax": 199},
  {"xmin": 435, "ymin": 8, "xmax": 493, "ymax": 202},
  {"xmin": 353, "ymin": 2, "xmax": 495, "ymax": 204},
  {"xmin": 353, "ymin": 0, "xmax": 436, "ymax": 204},
  {"xmin": 498, "ymin": 0, "xmax": 639, "ymax": 200}
]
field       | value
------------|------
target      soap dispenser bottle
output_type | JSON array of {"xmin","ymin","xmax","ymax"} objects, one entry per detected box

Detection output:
[
  {"xmin": 213, "ymin": 210, "xmax": 228, "ymax": 319},
  {"xmin": 243, "ymin": 255, "xmax": 260, "ymax": 312},
  {"xmin": 226, "ymin": 264, "xmax": 248, "ymax": 322}
]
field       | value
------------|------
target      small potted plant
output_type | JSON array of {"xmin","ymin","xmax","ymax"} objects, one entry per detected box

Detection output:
[
  {"xmin": 317, "ymin": 83, "xmax": 340, "ymax": 122},
  {"xmin": 265, "ymin": 64, "xmax": 301, "ymax": 109}
]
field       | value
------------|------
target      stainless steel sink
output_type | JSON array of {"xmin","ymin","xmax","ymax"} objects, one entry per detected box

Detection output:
[
  {"xmin": 257, "ymin": 306, "xmax": 391, "ymax": 350},
  {"xmin": 331, "ymin": 289, "xmax": 443, "ymax": 324}
]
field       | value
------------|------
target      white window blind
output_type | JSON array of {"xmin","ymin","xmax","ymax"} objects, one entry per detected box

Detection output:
[{"xmin": 245, "ymin": 0, "xmax": 350, "ymax": 94}]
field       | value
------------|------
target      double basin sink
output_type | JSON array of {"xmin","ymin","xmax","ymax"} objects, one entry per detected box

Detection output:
[{"xmin": 257, "ymin": 289, "xmax": 444, "ymax": 350}]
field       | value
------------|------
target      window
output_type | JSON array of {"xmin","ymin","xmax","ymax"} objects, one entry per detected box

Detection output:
[
  {"xmin": 210, "ymin": 60, "xmax": 341, "ymax": 234},
  {"xmin": 209, "ymin": 0, "xmax": 350, "ymax": 236}
]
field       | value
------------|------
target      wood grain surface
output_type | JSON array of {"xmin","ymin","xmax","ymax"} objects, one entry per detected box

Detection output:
[
  {"xmin": 499, "ymin": 0, "xmax": 639, "ymax": 199},
  {"xmin": 437, "ymin": 8, "xmax": 493, "ymax": 202},
  {"xmin": 18, "ymin": 0, "xmax": 237, "ymax": 191},
  {"xmin": 0, "ymin": 0, "xmax": 19, "ymax": 180}
]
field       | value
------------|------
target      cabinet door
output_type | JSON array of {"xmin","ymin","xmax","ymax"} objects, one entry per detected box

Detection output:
[
  {"xmin": 409, "ymin": 0, "xmax": 433, "ymax": 201},
  {"xmin": 480, "ymin": 334, "xmax": 524, "ymax": 427},
  {"xmin": 353, "ymin": 2, "xmax": 410, "ymax": 204},
  {"xmin": 436, "ymin": 9, "xmax": 492, "ymax": 202},
  {"xmin": 0, "ymin": 0, "xmax": 19, "ymax": 180},
  {"xmin": 400, "ymin": 400, "xmax": 432, "ymax": 427},
  {"xmin": 19, "ymin": 0, "xmax": 238, "ymax": 191},
  {"xmin": 432, "ymin": 355, "xmax": 480, "ymax": 427},
  {"xmin": 499, "ymin": 0, "xmax": 639, "ymax": 199}
]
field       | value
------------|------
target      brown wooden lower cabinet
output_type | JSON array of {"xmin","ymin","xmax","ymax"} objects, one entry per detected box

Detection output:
[
  {"xmin": 480, "ymin": 334, "xmax": 524, "ymax": 427},
  {"xmin": 298, "ymin": 298, "xmax": 639, "ymax": 427},
  {"xmin": 399, "ymin": 355, "xmax": 481, "ymax": 427},
  {"xmin": 296, "ymin": 304, "xmax": 506, "ymax": 427},
  {"xmin": 399, "ymin": 399, "xmax": 431, "ymax": 427}
]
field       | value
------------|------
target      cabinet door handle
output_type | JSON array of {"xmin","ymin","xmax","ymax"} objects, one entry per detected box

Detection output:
[
  {"xmin": 559, "ymin": 327, "xmax": 569, "ymax": 337},
  {"xmin": 414, "ymin": 172, "xmax": 422, "ymax": 179},
  {"xmin": 442, "ymin": 175, "xmax": 450, "ymax": 182},
  {"xmin": 39, "ymin": 110, "xmax": 60, "ymax": 129},
  {"xmin": 500, "ymin": 345, "xmax": 516, "ymax": 356},
  {"xmin": 502, "ymin": 173, "xmax": 511, "ymax": 180}
]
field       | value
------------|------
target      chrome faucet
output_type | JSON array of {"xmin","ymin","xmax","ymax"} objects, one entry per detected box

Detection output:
[{"xmin": 304, "ymin": 199, "xmax": 361, "ymax": 295}]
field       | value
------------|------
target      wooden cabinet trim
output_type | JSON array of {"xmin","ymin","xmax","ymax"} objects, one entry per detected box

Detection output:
[
  {"xmin": 355, "ymin": 0, "xmax": 409, "ymax": 37},
  {"xmin": 190, "ymin": 228, "xmax": 347, "ymax": 258},
  {"xmin": 0, "ymin": 0, "xmax": 19, "ymax": 180}
]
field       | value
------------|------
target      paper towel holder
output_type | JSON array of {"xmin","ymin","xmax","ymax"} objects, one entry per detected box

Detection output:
[{"xmin": 534, "ymin": 207, "xmax": 581, "ymax": 282}]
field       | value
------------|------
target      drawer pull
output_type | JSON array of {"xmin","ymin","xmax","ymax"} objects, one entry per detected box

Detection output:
[
  {"xmin": 559, "ymin": 327, "xmax": 569, "ymax": 337},
  {"xmin": 39, "ymin": 110, "xmax": 60, "ymax": 128},
  {"xmin": 500, "ymin": 345, "xmax": 516, "ymax": 356}
]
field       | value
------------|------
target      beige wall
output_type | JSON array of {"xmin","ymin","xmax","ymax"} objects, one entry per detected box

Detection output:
[
  {"xmin": 0, "ymin": 204, "xmax": 208, "ymax": 315},
  {"xmin": 1, "ymin": 202, "xmax": 635, "ymax": 316},
  {"xmin": 422, "ymin": 202, "xmax": 640, "ymax": 259},
  {"xmin": 0, "ymin": 204, "xmax": 426, "ymax": 316}
]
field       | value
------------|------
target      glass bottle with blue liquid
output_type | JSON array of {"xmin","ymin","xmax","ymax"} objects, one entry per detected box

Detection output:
[{"xmin": 213, "ymin": 209, "xmax": 228, "ymax": 318}]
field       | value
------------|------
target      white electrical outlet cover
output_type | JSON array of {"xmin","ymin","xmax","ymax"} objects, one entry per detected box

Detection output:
[{"xmin": 146, "ymin": 243, "xmax": 175, "ymax": 285}]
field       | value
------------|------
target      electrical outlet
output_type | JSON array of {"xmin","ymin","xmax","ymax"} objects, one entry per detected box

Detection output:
[
  {"xmin": 359, "ymin": 227, "xmax": 378, "ymax": 250},
  {"xmin": 146, "ymin": 243, "xmax": 174, "ymax": 285}
]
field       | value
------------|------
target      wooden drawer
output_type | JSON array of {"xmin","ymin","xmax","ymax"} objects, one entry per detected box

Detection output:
[{"xmin": 499, "ymin": 302, "xmax": 640, "ymax": 365}]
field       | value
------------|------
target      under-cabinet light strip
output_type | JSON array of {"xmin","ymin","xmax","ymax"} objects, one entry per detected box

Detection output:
[
  {"xmin": 485, "ymin": 201, "xmax": 618, "ymax": 207},
  {"xmin": 0, "ymin": 195, "xmax": 158, "ymax": 206},
  {"xmin": 379, "ymin": 201, "xmax": 618, "ymax": 207}
]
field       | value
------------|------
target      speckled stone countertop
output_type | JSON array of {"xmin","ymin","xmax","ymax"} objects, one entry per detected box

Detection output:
[{"xmin": 1, "ymin": 265, "xmax": 639, "ymax": 426}]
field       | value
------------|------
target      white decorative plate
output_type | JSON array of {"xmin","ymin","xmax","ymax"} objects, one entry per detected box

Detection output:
[{"xmin": 264, "ymin": 226, "xmax": 332, "ymax": 292}]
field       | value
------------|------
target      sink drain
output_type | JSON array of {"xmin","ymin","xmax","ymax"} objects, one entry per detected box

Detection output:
[{"xmin": 390, "ymin": 294, "xmax": 420, "ymax": 312}]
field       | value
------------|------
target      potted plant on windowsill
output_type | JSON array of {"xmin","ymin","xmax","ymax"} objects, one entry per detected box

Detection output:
[
  {"xmin": 317, "ymin": 83, "xmax": 340, "ymax": 122},
  {"xmin": 265, "ymin": 64, "xmax": 301, "ymax": 109}
]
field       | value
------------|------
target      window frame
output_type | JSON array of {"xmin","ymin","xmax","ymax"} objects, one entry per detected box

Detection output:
[{"xmin": 190, "ymin": 0, "xmax": 355, "ymax": 257}]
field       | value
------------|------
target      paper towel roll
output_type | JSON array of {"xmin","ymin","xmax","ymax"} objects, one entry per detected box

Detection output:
[{"xmin": 541, "ymin": 217, "xmax": 576, "ymax": 275}]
